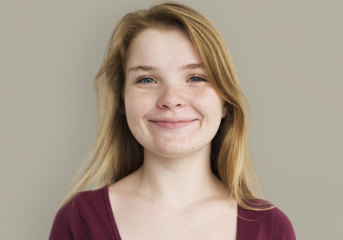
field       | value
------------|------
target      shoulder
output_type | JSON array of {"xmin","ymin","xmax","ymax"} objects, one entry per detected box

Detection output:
[
  {"xmin": 238, "ymin": 199, "xmax": 296, "ymax": 240},
  {"xmin": 269, "ymin": 206, "xmax": 296, "ymax": 240},
  {"xmin": 58, "ymin": 187, "xmax": 106, "ymax": 217},
  {"xmin": 49, "ymin": 187, "xmax": 108, "ymax": 240}
]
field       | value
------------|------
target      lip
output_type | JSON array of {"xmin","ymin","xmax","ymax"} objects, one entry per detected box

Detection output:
[
  {"xmin": 149, "ymin": 118, "xmax": 197, "ymax": 129},
  {"xmin": 150, "ymin": 117, "xmax": 196, "ymax": 122}
]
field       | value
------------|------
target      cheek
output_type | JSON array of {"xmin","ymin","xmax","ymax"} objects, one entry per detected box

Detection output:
[
  {"xmin": 125, "ymin": 86, "xmax": 222, "ymax": 122},
  {"xmin": 125, "ymin": 89, "xmax": 153, "ymax": 122},
  {"xmin": 193, "ymin": 88, "xmax": 223, "ymax": 118}
]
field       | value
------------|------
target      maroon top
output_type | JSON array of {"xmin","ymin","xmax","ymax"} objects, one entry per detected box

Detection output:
[{"xmin": 49, "ymin": 185, "xmax": 296, "ymax": 240}]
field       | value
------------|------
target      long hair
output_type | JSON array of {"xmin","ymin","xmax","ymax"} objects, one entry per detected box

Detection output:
[{"xmin": 58, "ymin": 1, "xmax": 275, "ymax": 212}]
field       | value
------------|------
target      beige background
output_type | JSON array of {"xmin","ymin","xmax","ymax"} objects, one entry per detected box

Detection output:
[{"xmin": 1, "ymin": 0, "xmax": 342, "ymax": 239}]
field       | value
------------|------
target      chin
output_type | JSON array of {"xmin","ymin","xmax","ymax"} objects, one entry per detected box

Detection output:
[{"xmin": 149, "ymin": 144, "xmax": 197, "ymax": 157}]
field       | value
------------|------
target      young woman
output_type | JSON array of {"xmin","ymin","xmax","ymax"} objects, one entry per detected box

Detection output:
[{"xmin": 49, "ymin": 2, "xmax": 296, "ymax": 239}]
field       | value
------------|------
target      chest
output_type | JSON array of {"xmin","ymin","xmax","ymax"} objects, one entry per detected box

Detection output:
[{"xmin": 111, "ymin": 198, "xmax": 237, "ymax": 240}]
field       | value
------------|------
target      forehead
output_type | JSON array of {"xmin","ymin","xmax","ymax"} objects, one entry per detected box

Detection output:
[{"xmin": 125, "ymin": 28, "xmax": 201, "ymax": 73}]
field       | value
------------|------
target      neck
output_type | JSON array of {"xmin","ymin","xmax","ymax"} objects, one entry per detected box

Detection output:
[{"xmin": 133, "ymin": 145, "xmax": 229, "ymax": 209}]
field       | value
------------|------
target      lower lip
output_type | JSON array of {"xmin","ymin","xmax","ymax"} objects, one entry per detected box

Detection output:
[{"xmin": 149, "ymin": 120, "xmax": 197, "ymax": 129}]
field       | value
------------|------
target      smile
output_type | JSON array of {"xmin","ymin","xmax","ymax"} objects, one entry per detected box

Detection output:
[{"xmin": 149, "ymin": 120, "xmax": 197, "ymax": 129}]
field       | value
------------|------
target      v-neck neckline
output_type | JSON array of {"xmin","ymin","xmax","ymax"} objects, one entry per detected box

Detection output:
[{"xmin": 103, "ymin": 185, "xmax": 243, "ymax": 240}]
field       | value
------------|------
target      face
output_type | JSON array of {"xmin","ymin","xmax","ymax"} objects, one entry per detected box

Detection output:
[{"xmin": 124, "ymin": 28, "xmax": 227, "ymax": 158}]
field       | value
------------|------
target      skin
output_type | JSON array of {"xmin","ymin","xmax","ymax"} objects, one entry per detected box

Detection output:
[
  {"xmin": 111, "ymin": 29, "xmax": 233, "ymax": 213},
  {"xmin": 108, "ymin": 28, "xmax": 237, "ymax": 240}
]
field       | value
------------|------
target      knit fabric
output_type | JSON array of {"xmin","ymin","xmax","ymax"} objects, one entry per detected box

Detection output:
[{"xmin": 49, "ymin": 185, "xmax": 296, "ymax": 240}]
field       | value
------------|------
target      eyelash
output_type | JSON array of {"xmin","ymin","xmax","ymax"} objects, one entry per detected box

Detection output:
[{"xmin": 136, "ymin": 75, "xmax": 207, "ymax": 84}]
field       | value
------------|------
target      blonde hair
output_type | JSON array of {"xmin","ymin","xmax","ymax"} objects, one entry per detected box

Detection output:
[{"xmin": 59, "ymin": 1, "xmax": 275, "ymax": 212}]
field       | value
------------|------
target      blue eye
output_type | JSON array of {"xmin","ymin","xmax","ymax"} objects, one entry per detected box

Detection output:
[
  {"xmin": 137, "ymin": 77, "xmax": 155, "ymax": 84},
  {"xmin": 189, "ymin": 76, "xmax": 206, "ymax": 82},
  {"xmin": 136, "ymin": 75, "xmax": 207, "ymax": 84}
]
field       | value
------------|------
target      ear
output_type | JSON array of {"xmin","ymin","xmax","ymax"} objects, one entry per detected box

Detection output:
[
  {"xmin": 221, "ymin": 103, "xmax": 228, "ymax": 118},
  {"xmin": 120, "ymin": 103, "xmax": 126, "ymax": 116}
]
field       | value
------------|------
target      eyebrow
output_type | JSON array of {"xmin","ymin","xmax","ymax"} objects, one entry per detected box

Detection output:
[{"xmin": 127, "ymin": 63, "xmax": 205, "ymax": 73}]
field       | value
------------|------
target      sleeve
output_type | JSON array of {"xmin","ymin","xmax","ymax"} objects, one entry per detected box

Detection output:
[
  {"xmin": 272, "ymin": 207, "xmax": 296, "ymax": 240},
  {"xmin": 49, "ymin": 198, "xmax": 84, "ymax": 240}
]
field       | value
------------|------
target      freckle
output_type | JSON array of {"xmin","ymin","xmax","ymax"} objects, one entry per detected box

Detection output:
[{"xmin": 152, "ymin": 201, "xmax": 153, "ymax": 203}]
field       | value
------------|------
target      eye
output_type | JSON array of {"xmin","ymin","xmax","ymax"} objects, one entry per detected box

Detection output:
[
  {"xmin": 136, "ymin": 76, "xmax": 156, "ymax": 84},
  {"xmin": 136, "ymin": 75, "xmax": 207, "ymax": 84},
  {"xmin": 188, "ymin": 75, "xmax": 207, "ymax": 82}
]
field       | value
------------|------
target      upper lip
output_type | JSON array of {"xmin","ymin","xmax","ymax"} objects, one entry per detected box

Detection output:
[{"xmin": 149, "ymin": 117, "xmax": 197, "ymax": 122}]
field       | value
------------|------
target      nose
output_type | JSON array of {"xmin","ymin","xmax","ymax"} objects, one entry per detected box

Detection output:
[{"xmin": 157, "ymin": 83, "xmax": 186, "ymax": 110}]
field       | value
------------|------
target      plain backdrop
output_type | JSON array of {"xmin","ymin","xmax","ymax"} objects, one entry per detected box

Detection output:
[{"xmin": 1, "ymin": 0, "xmax": 342, "ymax": 239}]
